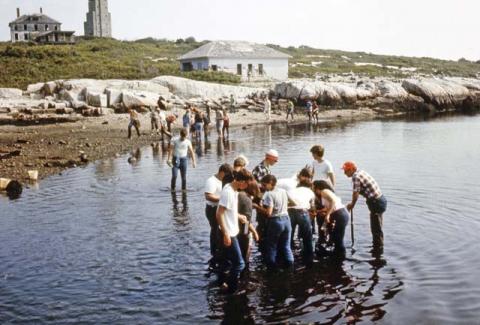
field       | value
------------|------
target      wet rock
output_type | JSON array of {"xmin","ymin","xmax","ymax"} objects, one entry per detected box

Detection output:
[
  {"xmin": 127, "ymin": 157, "xmax": 137, "ymax": 164},
  {"xmin": 26, "ymin": 82, "xmax": 45, "ymax": 94},
  {"xmin": 59, "ymin": 140, "xmax": 68, "ymax": 145},
  {"xmin": 0, "ymin": 88, "xmax": 23, "ymax": 99},
  {"xmin": 79, "ymin": 153, "xmax": 88, "ymax": 163},
  {"xmin": 87, "ymin": 92, "xmax": 108, "ymax": 108}
]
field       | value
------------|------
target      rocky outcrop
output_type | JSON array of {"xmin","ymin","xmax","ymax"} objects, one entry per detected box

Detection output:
[
  {"xmin": 0, "ymin": 88, "xmax": 23, "ymax": 99},
  {"xmin": 151, "ymin": 76, "xmax": 266, "ymax": 99},
  {"xmin": 402, "ymin": 78, "xmax": 470, "ymax": 107}
]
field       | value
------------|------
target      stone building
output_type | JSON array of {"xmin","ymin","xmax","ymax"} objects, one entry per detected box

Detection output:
[
  {"xmin": 84, "ymin": 0, "xmax": 112, "ymax": 37},
  {"xmin": 178, "ymin": 41, "xmax": 291, "ymax": 81},
  {"xmin": 8, "ymin": 8, "xmax": 75, "ymax": 44}
]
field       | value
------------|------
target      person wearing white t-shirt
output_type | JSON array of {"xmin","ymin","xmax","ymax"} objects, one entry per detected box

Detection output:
[
  {"xmin": 309, "ymin": 145, "xmax": 335, "ymax": 187},
  {"xmin": 287, "ymin": 168, "xmax": 316, "ymax": 266},
  {"xmin": 216, "ymin": 169, "xmax": 253, "ymax": 293},
  {"xmin": 167, "ymin": 128, "xmax": 196, "ymax": 192},
  {"xmin": 204, "ymin": 164, "xmax": 233, "ymax": 266}
]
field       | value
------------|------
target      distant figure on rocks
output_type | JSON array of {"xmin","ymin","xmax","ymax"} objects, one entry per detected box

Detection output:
[
  {"xmin": 127, "ymin": 108, "xmax": 141, "ymax": 139},
  {"xmin": 342, "ymin": 161, "xmax": 387, "ymax": 248},
  {"xmin": 229, "ymin": 94, "xmax": 237, "ymax": 113},
  {"xmin": 0, "ymin": 178, "xmax": 23, "ymax": 199},
  {"xmin": 167, "ymin": 128, "xmax": 196, "ymax": 192},
  {"xmin": 215, "ymin": 108, "xmax": 224, "ymax": 138},
  {"xmin": 264, "ymin": 96, "xmax": 271, "ymax": 121},
  {"xmin": 222, "ymin": 109, "xmax": 230, "ymax": 138},
  {"xmin": 286, "ymin": 99, "xmax": 295, "ymax": 121}
]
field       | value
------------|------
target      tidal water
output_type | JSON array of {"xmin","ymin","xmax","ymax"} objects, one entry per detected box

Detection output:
[{"xmin": 1, "ymin": 114, "xmax": 480, "ymax": 324}]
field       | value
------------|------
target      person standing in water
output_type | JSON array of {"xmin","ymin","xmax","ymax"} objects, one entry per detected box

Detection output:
[
  {"xmin": 127, "ymin": 107, "xmax": 141, "ymax": 139},
  {"xmin": 167, "ymin": 128, "xmax": 196, "ymax": 192}
]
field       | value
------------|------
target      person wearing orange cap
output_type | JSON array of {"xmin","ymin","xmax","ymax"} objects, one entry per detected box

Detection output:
[{"xmin": 342, "ymin": 161, "xmax": 387, "ymax": 247}]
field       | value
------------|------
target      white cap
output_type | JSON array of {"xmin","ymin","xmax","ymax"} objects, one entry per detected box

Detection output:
[{"xmin": 265, "ymin": 149, "xmax": 279, "ymax": 160}]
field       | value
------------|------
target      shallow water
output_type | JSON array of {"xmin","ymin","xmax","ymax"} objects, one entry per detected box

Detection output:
[{"xmin": 1, "ymin": 114, "xmax": 480, "ymax": 324}]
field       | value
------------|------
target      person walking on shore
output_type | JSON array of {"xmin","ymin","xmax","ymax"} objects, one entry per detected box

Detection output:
[
  {"xmin": 305, "ymin": 100, "xmax": 313, "ymax": 123},
  {"xmin": 205, "ymin": 164, "xmax": 233, "ymax": 268},
  {"xmin": 264, "ymin": 96, "xmax": 271, "ymax": 121},
  {"xmin": 312, "ymin": 101, "xmax": 320, "ymax": 123},
  {"xmin": 127, "ymin": 108, "xmax": 141, "ymax": 139},
  {"xmin": 342, "ymin": 161, "xmax": 387, "ymax": 247},
  {"xmin": 150, "ymin": 106, "xmax": 161, "ymax": 135},
  {"xmin": 216, "ymin": 169, "xmax": 254, "ymax": 293},
  {"xmin": 313, "ymin": 180, "xmax": 350, "ymax": 257},
  {"xmin": 286, "ymin": 99, "xmax": 294, "ymax": 121},
  {"xmin": 167, "ymin": 129, "xmax": 196, "ymax": 192}
]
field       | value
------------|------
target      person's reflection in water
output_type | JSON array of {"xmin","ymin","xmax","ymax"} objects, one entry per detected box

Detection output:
[
  {"xmin": 217, "ymin": 137, "xmax": 224, "ymax": 157},
  {"xmin": 152, "ymin": 142, "xmax": 160, "ymax": 158},
  {"xmin": 195, "ymin": 139, "xmax": 204, "ymax": 157},
  {"xmin": 171, "ymin": 191, "xmax": 190, "ymax": 230}
]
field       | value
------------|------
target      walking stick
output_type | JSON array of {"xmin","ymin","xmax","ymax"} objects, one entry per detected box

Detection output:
[{"xmin": 350, "ymin": 209, "xmax": 355, "ymax": 247}]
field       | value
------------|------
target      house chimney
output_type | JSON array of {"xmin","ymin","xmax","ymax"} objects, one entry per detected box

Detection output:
[
  {"xmin": 40, "ymin": 7, "xmax": 43, "ymax": 14},
  {"xmin": 16, "ymin": 8, "xmax": 20, "ymax": 18}
]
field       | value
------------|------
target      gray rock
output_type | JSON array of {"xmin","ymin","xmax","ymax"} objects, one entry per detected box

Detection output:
[{"xmin": 0, "ymin": 88, "xmax": 23, "ymax": 99}]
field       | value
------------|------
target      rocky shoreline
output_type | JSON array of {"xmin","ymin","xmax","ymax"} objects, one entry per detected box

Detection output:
[{"xmin": 1, "ymin": 74, "xmax": 479, "ymax": 185}]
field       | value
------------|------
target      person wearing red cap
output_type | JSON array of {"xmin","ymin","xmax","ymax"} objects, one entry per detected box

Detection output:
[{"xmin": 342, "ymin": 161, "xmax": 387, "ymax": 247}]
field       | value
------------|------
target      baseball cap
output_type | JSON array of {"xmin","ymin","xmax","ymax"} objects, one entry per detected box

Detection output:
[
  {"xmin": 266, "ymin": 149, "xmax": 279, "ymax": 161},
  {"xmin": 341, "ymin": 161, "xmax": 357, "ymax": 172}
]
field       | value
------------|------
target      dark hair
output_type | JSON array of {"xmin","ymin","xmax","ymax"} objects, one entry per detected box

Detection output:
[
  {"xmin": 180, "ymin": 128, "xmax": 188, "ymax": 138},
  {"xmin": 222, "ymin": 173, "xmax": 234, "ymax": 187},
  {"xmin": 245, "ymin": 180, "xmax": 261, "ymax": 197},
  {"xmin": 233, "ymin": 169, "xmax": 253, "ymax": 182},
  {"xmin": 261, "ymin": 174, "xmax": 277, "ymax": 186},
  {"xmin": 310, "ymin": 145, "xmax": 325, "ymax": 158},
  {"xmin": 313, "ymin": 180, "xmax": 334, "ymax": 193},
  {"xmin": 297, "ymin": 179, "xmax": 312, "ymax": 189},
  {"xmin": 219, "ymin": 163, "xmax": 233, "ymax": 175},
  {"xmin": 6, "ymin": 180, "xmax": 22, "ymax": 199},
  {"xmin": 298, "ymin": 167, "xmax": 313, "ymax": 179}
]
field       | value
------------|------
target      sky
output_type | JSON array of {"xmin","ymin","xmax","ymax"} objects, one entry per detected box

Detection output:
[{"xmin": 1, "ymin": 0, "xmax": 479, "ymax": 61}]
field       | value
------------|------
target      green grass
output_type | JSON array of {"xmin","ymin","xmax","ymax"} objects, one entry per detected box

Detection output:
[{"xmin": 1, "ymin": 38, "xmax": 479, "ymax": 89}]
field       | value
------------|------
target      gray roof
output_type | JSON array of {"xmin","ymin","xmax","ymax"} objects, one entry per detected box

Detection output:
[
  {"xmin": 9, "ymin": 14, "xmax": 61, "ymax": 26},
  {"xmin": 178, "ymin": 41, "xmax": 291, "ymax": 60}
]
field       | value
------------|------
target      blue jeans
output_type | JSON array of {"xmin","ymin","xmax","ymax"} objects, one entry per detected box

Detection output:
[
  {"xmin": 265, "ymin": 215, "xmax": 294, "ymax": 269},
  {"xmin": 225, "ymin": 236, "xmax": 245, "ymax": 292},
  {"xmin": 171, "ymin": 156, "xmax": 187, "ymax": 190},
  {"xmin": 289, "ymin": 209, "xmax": 313, "ymax": 265},
  {"xmin": 330, "ymin": 208, "xmax": 349, "ymax": 256},
  {"xmin": 367, "ymin": 195, "xmax": 387, "ymax": 246}
]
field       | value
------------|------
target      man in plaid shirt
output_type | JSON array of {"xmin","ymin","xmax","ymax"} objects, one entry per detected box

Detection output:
[
  {"xmin": 252, "ymin": 149, "xmax": 278, "ymax": 182},
  {"xmin": 342, "ymin": 161, "xmax": 387, "ymax": 247}
]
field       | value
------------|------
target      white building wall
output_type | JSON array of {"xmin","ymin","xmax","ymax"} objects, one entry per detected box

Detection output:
[
  {"xmin": 209, "ymin": 58, "xmax": 288, "ymax": 81},
  {"xmin": 180, "ymin": 58, "xmax": 210, "ymax": 71}
]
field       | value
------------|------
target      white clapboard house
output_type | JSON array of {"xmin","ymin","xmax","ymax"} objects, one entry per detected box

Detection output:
[{"xmin": 178, "ymin": 41, "xmax": 291, "ymax": 81}]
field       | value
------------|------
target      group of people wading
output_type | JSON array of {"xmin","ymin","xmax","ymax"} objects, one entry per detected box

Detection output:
[{"xmin": 203, "ymin": 145, "xmax": 388, "ymax": 294}]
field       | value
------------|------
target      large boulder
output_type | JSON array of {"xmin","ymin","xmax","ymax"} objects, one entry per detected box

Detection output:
[
  {"xmin": 0, "ymin": 88, "xmax": 23, "ymax": 99},
  {"xmin": 43, "ymin": 82, "xmax": 57, "ymax": 96},
  {"xmin": 86, "ymin": 92, "xmax": 107, "ymax": 107},
  {"xmin": 151, "ymin": 76, "xmax": 266, "ymax": 100},
  {"xmin": 122, "ymin": 91, "xmax": 159, "ymax": 110},
  {"xmin": 402, "ymin": 78, "xmax": 471, "ymax": 107},
  {"xmin": 377, "ymin": 80, "xmax": 409, "ymax": 99},
  {"xmin": 105, "ymin": 88, "xmax": 123, "ymax": 108},
  {"xmin": 26, "ymin": 82, "xmax": 45, "ymax": 94}
]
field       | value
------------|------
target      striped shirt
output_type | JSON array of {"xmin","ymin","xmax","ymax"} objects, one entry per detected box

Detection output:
[{"xmin": 352, "ymin": 170, "xmax": 382, "ymax": 200}]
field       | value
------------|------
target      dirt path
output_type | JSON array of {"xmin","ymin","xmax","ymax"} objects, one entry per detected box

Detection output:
[{"xmin": 0, "ymin": 107, "xmax": 389, "ymax": 183}]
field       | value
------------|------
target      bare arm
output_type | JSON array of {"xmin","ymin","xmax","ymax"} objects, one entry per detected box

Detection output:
[
  {"xmin": 328, "ymin": 172, "xmax": 336, "ymax": 187},
  {"xmin": 205, "ymin": 193, "xmax": 220, "ymax": 203},
  {"xmin": 188, "ymin": 144, "xmax": 196, "ymax": 168},
  {"xmin": 167, "ymin": 145, "xmax": 173, "ymax": 162},
  {"xmin": 322, "ymin": 190, "xmax": 337, "ymax": 223},
  {"xmin": 347, "ymin": 192, "xmax": 360, "ymax": 212}
]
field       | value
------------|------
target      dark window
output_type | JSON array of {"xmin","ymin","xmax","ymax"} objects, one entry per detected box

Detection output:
[
  {"xmin": 248, "ymin": 64, "xmax": 253, "ymax": 73},
  {"xmin": 24, "ymin": 34, "xmax": 28, "ymax": 40},
  {"xmin": 259, "ymin": 64, "xmax": 264, "ymax": 75},
  {"xmin": 54, "ymin": 25, "xmax": 58, "ymax": 31},
  {"xmin": 34, "ymin": 25, "xmax": 38, "ymax": 31},
  {"xmin": 14, "ymin": 25, "xmax": 18, "ymax": 31},
  {"xmin": 14, "ymin": 33, "xmax": 19, "ymax": 41},
  {"xmin": 182, "ymin": 62, "xmax": 193, "ymax": 72},
  {"xmin": 211, "ymin": 65, "xmax": 218, "ymax": 71},
  {"xmin": 237, "ymin": 64, "xmax": 242, "ymax": 75},
  {"xmin": 45, "ymin": 24, "xmax": 49, "ymax": 31},
  {"xmin": 24, "ymin": 24, "xmax": 27, "ymax": 30}
]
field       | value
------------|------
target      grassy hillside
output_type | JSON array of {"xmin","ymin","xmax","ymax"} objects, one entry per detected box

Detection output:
[{"xmin": 1, "ymin": 37, "xmax": 479, "ymax": 89}]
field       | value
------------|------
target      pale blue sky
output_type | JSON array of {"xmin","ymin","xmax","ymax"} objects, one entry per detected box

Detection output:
[{"xmin": 1, "ymin": 0, "xmax": 479, "ymax": 60}]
